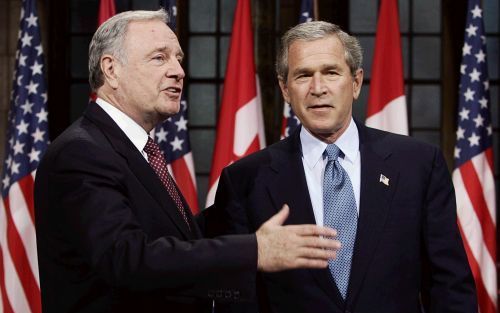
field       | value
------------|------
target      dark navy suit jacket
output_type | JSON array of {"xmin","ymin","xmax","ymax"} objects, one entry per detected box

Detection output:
[
  {"xmin": 209, "ymin": 122, "xmax": 477, "ymax": 313},
  {"xmin": 35, "ymin": 103, "xmax": 257, "ymax": 313}
]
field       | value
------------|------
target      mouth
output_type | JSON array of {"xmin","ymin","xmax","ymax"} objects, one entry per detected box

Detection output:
[
  {"xmin": 163, "ymin": 86, "xmax": 182, "ymax": 95},
  {"xmin": 307, "ymin": 104, "xmax": 333, "ymax": 110},
  {"xmin": 162, "ymin": 86, "xmax": 182, "ymax": 97}
]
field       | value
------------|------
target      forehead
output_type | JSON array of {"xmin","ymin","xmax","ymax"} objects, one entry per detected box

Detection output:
[
  {"xmin": 287, "ymin": 35, "xmax": 346, "ymax": 67},
  {"xmin": 124, "ymin": 19, "xmax": 181, "ymax": 52}
]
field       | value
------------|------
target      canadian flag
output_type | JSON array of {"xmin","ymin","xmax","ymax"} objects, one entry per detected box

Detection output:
[
  {"xmin": 206, "ymin": 0, "xmax": 265, "ymax": 207},
  {"xmin": 98, "ymin": 0, "xmax": 116, "ymax": 26},
  {"xmin": 365, "ymin": 0, "xmax": 408, "ymax": 135}
]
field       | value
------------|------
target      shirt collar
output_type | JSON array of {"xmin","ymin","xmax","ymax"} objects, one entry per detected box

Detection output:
[
  {"xmin": 300, "ymin": 118, "xmax": 359, "ymax": 169},
  {"xmin": 300, "ymin": 127, "xmax": 327, "ymax": 170},
  {"xmin": 95, "ymin": 98, "xmax": 150, "ymax": 153},
  {"xmin": 335, "ymin": 118, "xmax": 359, "ymax": 165}
]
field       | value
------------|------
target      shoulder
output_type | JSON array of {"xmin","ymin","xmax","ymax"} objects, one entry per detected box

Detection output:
[
  {"xmin": 361, "ymin": 125, "xmax": 441, "ymax": 161},
  {"xmin": 225, "ymin": 136, "xmax": 295, "ymax": 174},
  {"xmin": 360, "ymin": 125, "xmax": 450, "ymax": 188},
  {"xmin": 39, "ymin": 116, "xmax": 116, "ymax": 171}
]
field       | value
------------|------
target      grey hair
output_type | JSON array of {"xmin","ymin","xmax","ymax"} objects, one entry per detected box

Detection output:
[
  {"xmin": 276, "ymin": 21, "xmax": 363, "ymax": 82},
  {"xmin": 88, "ymin": 9, "xmax": 169, "ymax": 91}
]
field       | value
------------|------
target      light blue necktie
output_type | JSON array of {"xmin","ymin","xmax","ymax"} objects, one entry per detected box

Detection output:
[{"xmin": 323, "ymin": 144, "xmax": 358, "ymax": 299}]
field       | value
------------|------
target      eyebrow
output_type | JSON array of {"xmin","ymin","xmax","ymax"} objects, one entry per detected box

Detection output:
[{"xmin": 291, "ymin": 64, "xmax": 341, "ymax": 76}]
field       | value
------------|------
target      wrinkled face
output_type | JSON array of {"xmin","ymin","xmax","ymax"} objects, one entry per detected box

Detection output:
[
  {"xmin": 279, "ymin": 35, "xmax": 363, "ymax": 143},
  {"xmin": 115, "ymin": 19, "xmax": 185, "ymax": 130}
]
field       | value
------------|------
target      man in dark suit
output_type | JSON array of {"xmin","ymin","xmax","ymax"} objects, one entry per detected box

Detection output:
[
  {"xmin": 210, "ymin": 21, "xmax": 477, "ymax": 313},
  {"xmin": 34, "ymin": 11, "xmax": 341, "ymax": 313}
]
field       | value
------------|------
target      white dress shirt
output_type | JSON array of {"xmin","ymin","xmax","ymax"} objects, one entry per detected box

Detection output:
[
  {"xmin": 96, "ymin": 98, "xmax": 151, "ymax": 160},
  {"xmin": 300, "ymin": 118, "xmax": 361, "ymax": 226}
]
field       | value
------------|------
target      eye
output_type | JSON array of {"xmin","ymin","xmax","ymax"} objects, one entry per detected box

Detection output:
[
  {"xmin": 296, "ymin": 73, "xmax": 310, "ymax": 80},
  {"xmin": 152, "ymin": 54, "xmax": 166, "ymax": 63}
]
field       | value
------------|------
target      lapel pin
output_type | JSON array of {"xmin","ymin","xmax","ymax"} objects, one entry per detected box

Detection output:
[{"xmin": 379, "ymin": 174, "xmax": 390, "ymax": 186}]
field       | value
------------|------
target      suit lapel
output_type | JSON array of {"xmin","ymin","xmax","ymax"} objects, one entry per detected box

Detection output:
[
  {"xmin": 266, "ymin": 130, "xmax": 316, "ymax": 225},
  {"xmin": 265, "ymin": 128, "xmax": 345, "ymax": 307},
  {"xmin": 346, "ymin": 123, "xmax": 398, "ymax": 303},
  {"xmin": 84, "ymin": 103, "xmax": 194, "ymax": 239}
]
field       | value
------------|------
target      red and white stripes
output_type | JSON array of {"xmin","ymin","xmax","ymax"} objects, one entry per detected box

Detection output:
[
  {"xmin": 0, "ymin": 173, "xmax": 41, "ymax": 313},
  {"xmin": 365, "ymin": 0, "xmax": 408, "ymax": 135},
  {"xmin": 168, "ymin": 152, "xmax": 200, "ymax": 214},
  {"xmin": 206, "ymin": 0, "xmax": 265, "ymax": 207},
  {"xmin": 453, "ymin": 149, "xmax": 497, "ymax": 313}
]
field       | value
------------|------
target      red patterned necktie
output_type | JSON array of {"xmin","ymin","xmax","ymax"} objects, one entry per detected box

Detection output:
[{"xmin": 143, "ymin": 137, "xmax": 191, "ymax": 231}]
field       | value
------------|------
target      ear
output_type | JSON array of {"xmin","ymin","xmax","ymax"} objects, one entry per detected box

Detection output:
[
  {"xmin": 101, "ymin": 54, "xmax": 120, "ymax": 89},
  {"xmin": 278, "ymin": 77, "xmax": 291, "ymax": 103},
  {"xmin": 352, "ymin": 68, "xmax": 364, "ymax": 100}
]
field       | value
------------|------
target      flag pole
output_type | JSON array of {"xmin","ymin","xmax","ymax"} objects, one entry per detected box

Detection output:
[{"xmin": 313, "ymin": 0, "xmax": 318, "ymax": 21}]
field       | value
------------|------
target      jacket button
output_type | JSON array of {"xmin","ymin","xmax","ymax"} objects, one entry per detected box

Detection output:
[{"xmin": 233, "ymin": 291, "xmax": 240, "ymax": 300}]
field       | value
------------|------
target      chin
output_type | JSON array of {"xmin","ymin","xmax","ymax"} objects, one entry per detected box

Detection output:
[
  {"xmin": 309, "ymin": 123, "xmax": 337, "ymax": 133},
  {"xmin": 160, "ymin": 104, "xmax": 180, "ymax": 115}
]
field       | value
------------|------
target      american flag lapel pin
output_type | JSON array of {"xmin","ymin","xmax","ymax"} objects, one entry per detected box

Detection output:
[{"xmin": 379, "ymin": 174, "xmax": 390, "ymax": 186}]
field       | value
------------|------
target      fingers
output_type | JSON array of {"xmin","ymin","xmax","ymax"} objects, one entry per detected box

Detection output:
[
  {"xmin": 263, "ymin": 204, "xmax": 289, "ymax": 227},
  {"xmin": 269, "ymin": 247, "xmax": 337, "ymax": 272},
  {"xmin": 300, "ymin": 236, "xmax": 341, "ymax": 250},
  {"xmin": 256, "ymin": 232, "xmax": 340, "ymax": 272},
  {"xmin": 293, "ymin": 258, "xmax": 329, "ymax": 269},
  {"xmin": 256, "ymin": 205, "xmax": 343, "ymax": 272},
  {"xmin": 298, "ymin": 247, "xmax": 337, "ymax": 260},
  {"xmin": 286, "ymin": 224, "xmax": 338, "ymax": 238},
  {"xmin": 267, "ymin": 248, "xmax": 337, "ymax": 271}
]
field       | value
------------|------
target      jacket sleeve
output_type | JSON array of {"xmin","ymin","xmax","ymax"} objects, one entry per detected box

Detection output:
[
  {"xmin": 201, "ymin": 167, "xmax": 262, "ymax": 313},
  {"xmin": 41, "ymin": 138, "xmax": 257, "ymax": 301}
]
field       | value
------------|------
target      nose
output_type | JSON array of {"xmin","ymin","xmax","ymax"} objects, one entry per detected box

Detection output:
[
  {"xmin": 310, "ymin": 73, "xmax": 326, "ymax": 96},
  {"xmin": 167, "ymin": 58, "xmax": 185, "ymax": 82}
]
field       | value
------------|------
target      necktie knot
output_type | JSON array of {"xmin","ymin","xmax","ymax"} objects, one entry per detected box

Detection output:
[
  {"xmin": 324, "ymin": 144, "xmax": 341, "ymax": 162},
  {"xmin": 144, "ymin": 137, "xmax": 161, "ymax": 157}
]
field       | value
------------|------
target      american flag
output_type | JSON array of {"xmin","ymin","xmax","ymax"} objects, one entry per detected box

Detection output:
[
  {"xmin": 280, "ymin": 0, "xmax": 314, "ymax": 139},
  {"xmin": 0, "ymin": 0, "xmax": 49, "ymax": 312},
  {"xmin": 155, "ymin": 0, "xmax": 200, "ymax": 213},
  {"xmin": 452, "ymin": 1, "xmax": 497, "ymax": 312}
]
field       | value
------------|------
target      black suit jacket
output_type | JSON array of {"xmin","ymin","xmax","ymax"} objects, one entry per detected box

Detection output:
[
  {"xmin": 209, "ymin": 123, "xmax": 477, "ymax": 313},
  {"xmin": 34, "ymin": 103, "xmax": 257, "ymax": 313}
]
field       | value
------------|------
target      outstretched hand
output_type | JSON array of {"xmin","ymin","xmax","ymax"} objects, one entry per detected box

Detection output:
[{"xmin": 255, "ymin": 204, "xmax": 341, "ymax": 272}]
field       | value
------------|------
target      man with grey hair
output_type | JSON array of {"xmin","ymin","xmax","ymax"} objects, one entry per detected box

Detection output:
[
  {"xmin": 34, "ymin": 10, "xmax": 341, "ymax": 313},
  {"xmin": 210, "ymin": 21, "xmax": 477, "ymax": 312}
]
